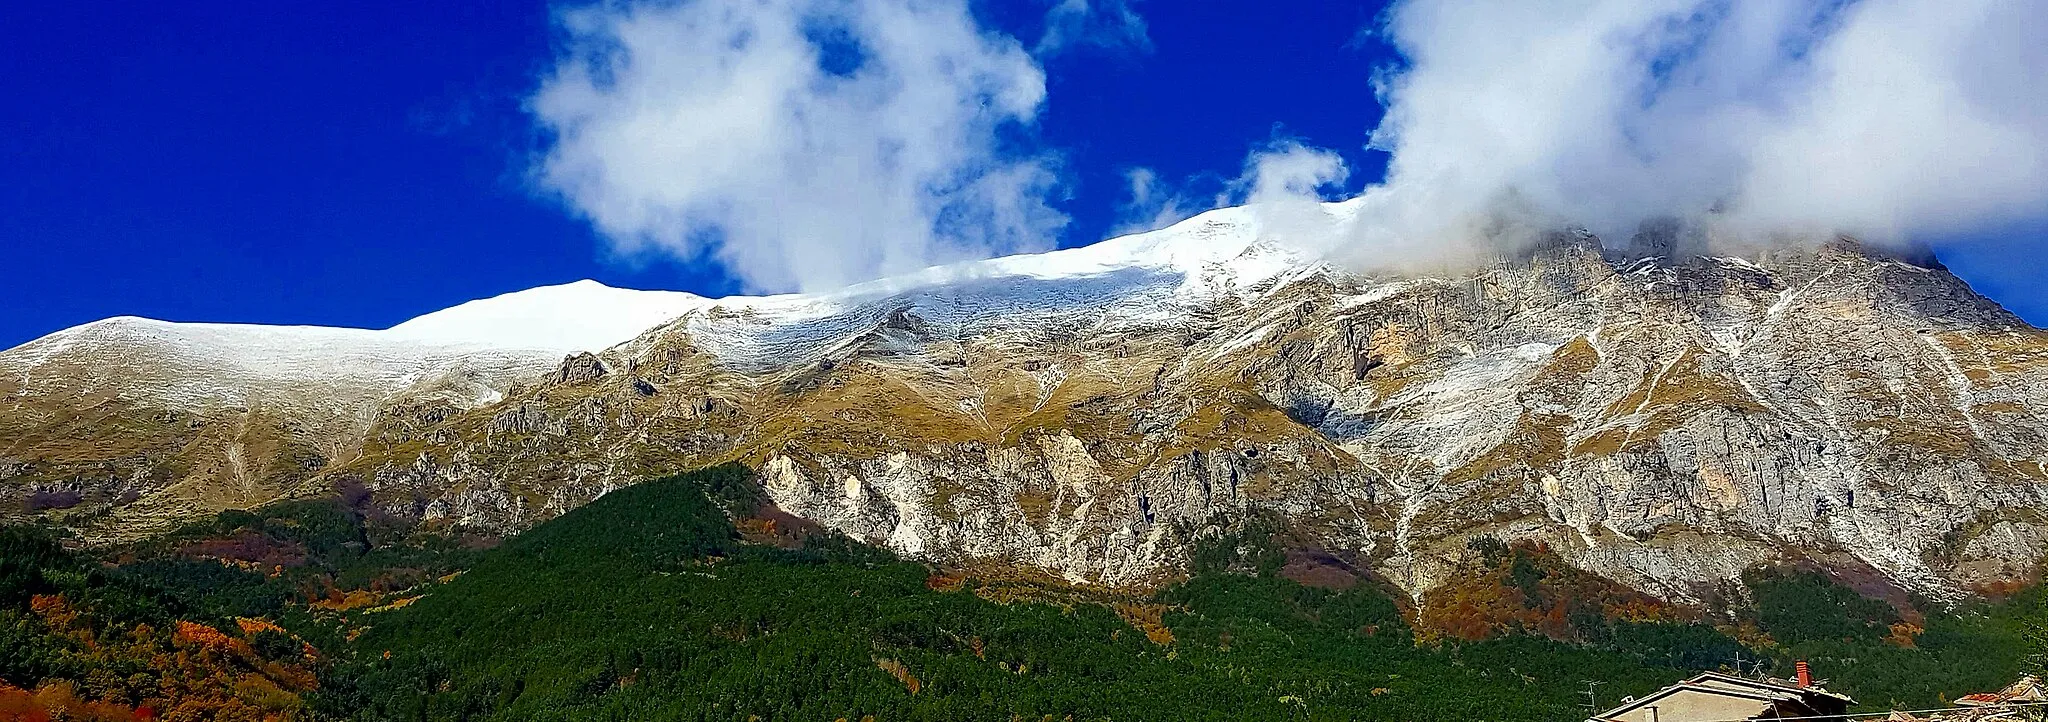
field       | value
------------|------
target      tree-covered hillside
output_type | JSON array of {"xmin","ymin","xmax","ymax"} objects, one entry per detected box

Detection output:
[
  {"xmin": 316, "ymin": 465, "xmax": 1696, "ymax": 721},
  {"xmin": 3, "ymin": 464, "xmax": 2043, "ymax": 721}
]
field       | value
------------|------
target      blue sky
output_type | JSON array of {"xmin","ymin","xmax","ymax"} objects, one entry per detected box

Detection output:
[{"xmin": 2, "ymin": 0, "xmax": 2041, "ymax": 349}]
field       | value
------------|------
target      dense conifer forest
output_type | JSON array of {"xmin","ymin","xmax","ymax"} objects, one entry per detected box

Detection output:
[{"xmin": 2, "ymin": 464, "xmax": 2043, "ymax": 721}]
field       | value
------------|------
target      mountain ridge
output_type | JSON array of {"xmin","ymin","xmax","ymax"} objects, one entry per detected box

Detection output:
[{"xmin": 6, "ymin": 205, "xmax": 2046, "ymax": 607}]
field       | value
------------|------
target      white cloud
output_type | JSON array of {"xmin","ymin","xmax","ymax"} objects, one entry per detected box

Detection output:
[
  {"xmin": 1236, "ymin": 140, "xmax": 1349, "ymax": 207},
  {"xmin": 1735, "ymin": 0, "xmax": 2048, "ymax": 240},
  {"xmin": 1340, "ymin": 0, "xmax": 2048, "ymax": 265},
  {"xmin": 1233, "ymin": 141, "xmax": 1354, "ymax": 250},
  {"xmin": 1112, "ymin": 141, "xmax": 1349, "ymax": 239},
  {"xmin": 530, "ymin": 0, "xmax": 1068, "ymax": 293},
  {"xmin": 1037, "ymin": 0, "xmax": 1152, "ymax": 56},
  {"xmin": 1112, "ymin": 167, "xmax": 1196, "ymax": 235}
]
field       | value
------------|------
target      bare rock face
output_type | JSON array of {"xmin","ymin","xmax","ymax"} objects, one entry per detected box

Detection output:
[
  {"xmin": 554, "ymin": 353, "xmax": 608, "ymax": 384},
  {"xmin": 5, "ymin": 210, "xmax": 2047, "ymax": 605}
]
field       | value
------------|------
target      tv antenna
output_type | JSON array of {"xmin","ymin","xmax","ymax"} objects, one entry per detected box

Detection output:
[{"xmin": 1581, "ymin": 680, "xmax": 1605, "ymax": 713}]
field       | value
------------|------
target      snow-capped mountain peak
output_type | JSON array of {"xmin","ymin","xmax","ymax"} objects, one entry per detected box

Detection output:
[{"xmin": 383, "ymin": 279, "xmax": 712, "ymax": 354}]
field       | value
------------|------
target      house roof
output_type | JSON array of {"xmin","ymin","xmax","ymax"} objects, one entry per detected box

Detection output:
[
  {"xmin": 1999, "ymin": 675, "xmax": 2044, "ymax": 702},
  {"xmin": 1590, "ymin": 671, "xmax": 1856, "ymax": 721},
  {"xmin": 1956, "ymin": 675, "xmax": 2046, "ymax": 707},
  {"xmin": 1593, "ymin": 683, "xmax": 1791, "ymax": 720},
  {"xmin": 1686, "ymin": 671, "xmax": 1858, "ymax": 705}
]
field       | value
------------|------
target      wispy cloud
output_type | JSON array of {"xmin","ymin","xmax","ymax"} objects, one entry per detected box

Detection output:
[
  {"xmin": 1114, "ymin": 138, "xmax": 1350, "ymax": 239},
  {"xmin": 1037, "ymin": 0, "xmax": 1153, "ymax": 56},
  {"xmin": 1111, "ymin": 167, "xmax": 1195, "ymax": 236},
  {"xmin": 529, "ymin": 0, "xmax": 1069, "ymax": 293},
  {"xmin": 1229, "ymin": 140, "xmax": 1353, "ymax": 251},
  {"xmin": 1235, "ymin": 140, "xmax": 1349, "ymax": 207}
]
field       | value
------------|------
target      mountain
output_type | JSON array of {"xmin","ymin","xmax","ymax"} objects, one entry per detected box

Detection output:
[
  {"xmin": 0, "ymin": 281, "xmax": 706, "ymax": 536},
  {"xmin": 6, "ymin": 203, "xmax": 2047, "ymax": 604}
]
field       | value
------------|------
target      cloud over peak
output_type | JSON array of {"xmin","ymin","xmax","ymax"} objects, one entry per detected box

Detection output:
[
  {"xmin": 1346, "ymin": 0, "xmax": 2048, "ymax": 264},
  {"xmin": 529, "ymin": 0, "xmax": 2047, "ymax": 292},
  {"xmin": 530, "ymin": 0, "xmax": 1066, "ymax": 293}
]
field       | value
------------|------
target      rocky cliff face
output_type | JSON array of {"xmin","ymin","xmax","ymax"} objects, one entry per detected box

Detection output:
[{"xmin": 6, "ymin": 207, "xmax": 2046, "ymax": 603}]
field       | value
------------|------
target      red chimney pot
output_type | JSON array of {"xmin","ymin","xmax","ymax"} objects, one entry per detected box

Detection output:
[{"xmin": 1795, "ymin": 660, "xmax": 1812, "ymax": 689}]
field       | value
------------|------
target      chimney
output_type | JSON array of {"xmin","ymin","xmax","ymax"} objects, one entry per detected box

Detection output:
[{"xmin": 1795, "ymin": 660, "xmax": 1812, "ymax": 689}]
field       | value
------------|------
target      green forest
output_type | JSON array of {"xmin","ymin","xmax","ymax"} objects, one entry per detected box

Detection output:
[{"xmin": 3, "ymin": 464, "xmax": 2044, "ymax": 721}]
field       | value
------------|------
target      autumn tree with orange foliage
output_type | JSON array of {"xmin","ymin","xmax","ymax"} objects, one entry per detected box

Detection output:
[
  {"xmin": 1, "ymin": 526, "xmax": 321, "ymax": 722},
  {"xmin": 1417, "ymin": 539, "xmax": 1693, "ymax": 644}
]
